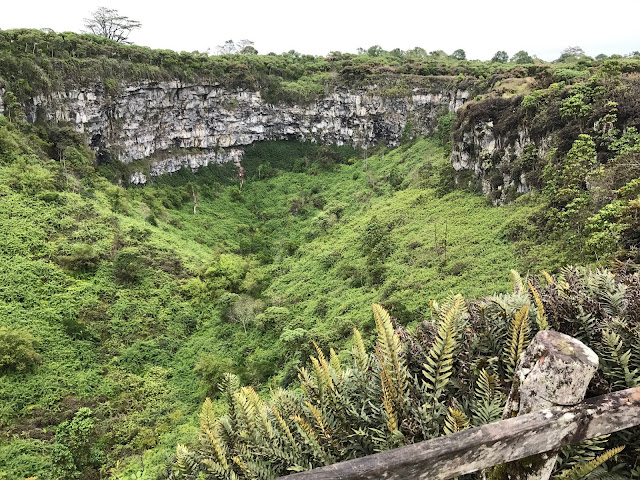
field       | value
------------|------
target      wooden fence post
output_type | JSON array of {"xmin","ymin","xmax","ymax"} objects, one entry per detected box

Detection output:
[{"xmin": 496, "ymin": 330, "xmax": 599, "ymax": 480}]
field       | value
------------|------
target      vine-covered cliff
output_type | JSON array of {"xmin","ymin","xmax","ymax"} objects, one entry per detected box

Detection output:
[{"xmin": 449, "ymin": 69, "xmax": 640, "ymax": 203}]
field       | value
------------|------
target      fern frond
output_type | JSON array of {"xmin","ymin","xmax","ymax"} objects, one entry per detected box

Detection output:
[
  {"xmin": 554, "ymin": 445, "xmax": 625, "ymax": 480},
  {"xmin": 311, "ymin": 355, "xmax": 334, "ymax": 399},
  {"xmin": 241, "ymin": 458, "xmax": 277, "ymax": 480},
  {"xmin": 245, "ymin": 386, "xmax": 274, "ymax": 440},
  {"xmin": 587, "ymin": 269, "xmax": 627, "ymax": 319},
  {"xmin": 541, "ymin": 269, "xmax": 555, "ymax": 286},
  {"xmin": 329, "ymin": 348, "xmax": 343, "ymax": 377},
  {"xmin": 471, "ymin": 369, "xmax": 504, "ymax": 426},
  {"xmin": 422, "ymin": 295, "xmax": 466, "ymax": 407},
  {"xmin": 352, "ymin": 328, "xmax": 369, "ymax": 373},
  {"xmin": 313, "ymin": 341, "xmax": 329, "ymax": 368},
  {"xmin": 200, "ymin": 397, "xmax": 217, "ymax": 430},
  {"xmin": 220, "ymin": 372, "xmax": 241, "ymax": 396},
  {"xmin": 234, "ymin": 387, "xmax": 260, "ymax": 442},
  {"xmin": 601, "ymin": 329, "xmax": 640, "ymax": 388},
  {"xmin": 298, "ymin": 367, "xmax": 315, "ymax": 398},
  {"xmin": 232, "ymin": 456, "xmax": 257, "ymax": 480},
  {"xmin": 271, "ymin": 406, "xmax": 299, "ymax": 454},
  {"xmin": 221, "ymin": 373, "xmax": 242, "ymax": 431},
  {"xmin": 373, "ymin": 303, "xmax": 395, "ymax": 355},
  {"xmin": 559, "ymin": 434, "xmax": 611, "ymax": 469},
  {"xmin": 373, "ymin": 303, "xmax": 409, "ymax": 407},
  {"xmin": 471, "ymin": 397, "xmax": 503, "ymax": 426},
  {"xmin": 476, "ymin": 369, "xmax": 499, "ymax": 402},
  {"xmin": 380, "ymin": 369, "xmax": 399, "ymax": 433},
  {"xmin": 217, "ymin": 415, "xmax": 237, "ymax": 450},
  {"xmin": 504, "ymin": 306, "xmax": 531, "ymax": 379},
  {"xmin": 443, "ymin": 406, "xmax": 470, "ymax": 435},
  {"xmin": 510, "ymin": 269, "xmax": 525, "ymax": 294},
  {"xmin": 291, "ymin": 414, "xmax": 330, "ymax": 464},
  {"xmin": 202, "ymin": 424, "xmax": 230, "ymax": 470},
  {"xmin": 529, "ymin": 281, "xmax": 550, "ymax": 331},
  {"xmin": 175, "ymin": 444, "xmax": 201, "ymax": 477},
  {"xmin": 305, "ymin": 401, "xmax": 331, "ymax": 441},
  {"xmin": 202, "ymin": 457, "xmax": 238, "ymax": 480}
]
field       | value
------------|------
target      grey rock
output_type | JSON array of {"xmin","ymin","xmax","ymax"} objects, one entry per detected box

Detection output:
[
  {"xmin": 29, "ymin": 81, "xmax": 470, "ymax": 183},
  {"xmin": 450, "ymin": 119, "xmax": 551, "ymax": 204}
]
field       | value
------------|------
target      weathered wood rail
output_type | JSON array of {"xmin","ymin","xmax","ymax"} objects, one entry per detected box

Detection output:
[{"xmin": 283, "ymin": 332, "xmax": 640, "ymax": 480}]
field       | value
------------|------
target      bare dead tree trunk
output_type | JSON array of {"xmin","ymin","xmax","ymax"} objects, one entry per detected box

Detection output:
[{"xmin": 443, "ymin": 221, "xmax": 447, "ymax": 264}]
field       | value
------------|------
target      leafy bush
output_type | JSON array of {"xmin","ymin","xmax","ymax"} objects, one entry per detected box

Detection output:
[
  {"xmin": 204, "ymin": 253, "xmax": 249, "ymax": 294},
  {"xmin": 194, "ymin": 354, "xmax": 234, "ymax": 398},
  {"xmin": 0, "ymin": 156, "xmax": 56, "ymax": 194},
  {"xmin": 57, "ymin": 244, "xmax": 100, "ymax": 273},
  {"xmin": 113, "ymin": 247, "xmax": 145, "ymax": 284},
  {"xmin": 255, "ymin": 306, "xmax": 292, "ymax": 330},
  {"xmin": 52, "ymin": 408, "xmax": 101, "ymax": 480},
  {"xmin": 0, "ymin": 327, "xmax": 41, "ymax": 373}
]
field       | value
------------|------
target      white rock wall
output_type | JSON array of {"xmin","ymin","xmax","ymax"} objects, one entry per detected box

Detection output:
[{"xmin": 29, "ymin": 81, "xmax": 469, "ymax": 182}]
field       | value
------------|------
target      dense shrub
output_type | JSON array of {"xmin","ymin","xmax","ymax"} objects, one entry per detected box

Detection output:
[
  {"xmin": 194, "ymin": 354, "xmax": 234, "ymax": 398},
  {"xmin": 57, "ymin": 244, "xmax": 100, "ymax": 273},
  {"xmin": 113, "ymin": 247, "xmax": 145, "ymax": 284},
  {"xmin": 0, "ymin": 326, "xmax": 41, "ymax": 373},
  {"xmin": 52, "ymin": 408, "xmax": 101, "ymax": 480}
]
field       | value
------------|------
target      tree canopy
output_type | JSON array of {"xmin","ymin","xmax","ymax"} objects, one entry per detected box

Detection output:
[
  {"xmin": 451, "ymin": 48, "xmax": 467, "ymax": 60},
  {"xmin": 83, "ymin": 7, "xmax": 141, "ymax": 44},
  {"xmin": 491, "ymin": 50, "xmax": 509, "ymax": 63},
  {"xmin": 510, "ymin": 50, "xmax": 534, "ymax": 64}
]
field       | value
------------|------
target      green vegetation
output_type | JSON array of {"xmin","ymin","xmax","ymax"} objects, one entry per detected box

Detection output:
[
  {"xmin": 172, "ymin": 267, "xmax": 640, "ymax": 478},
  {"xmin": 3, "ymin": 28, "xmax": 640, "ymax": 110},
  {"xmin": 1, "ymin": 30, "xmax": 640, "ymax": 480},
  {"xmin": 0, "ymin": 327, "xmax": 41, "ymax": 373},
  {"xmin": 0, "ymin": 113, "xmax": 556, "ymax": 479},
  {"xmin": 453, "ymin": 58, "xmax": 640, "ymax": 265}
]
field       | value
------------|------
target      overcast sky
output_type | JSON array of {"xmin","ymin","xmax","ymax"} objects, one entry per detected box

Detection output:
[{"xmin": 2, "ymin": 1, "xmax": 639, "ymax": 61}]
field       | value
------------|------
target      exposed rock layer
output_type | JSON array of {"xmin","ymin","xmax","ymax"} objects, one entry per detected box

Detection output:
[
  {"xmin": 27, "ymin": 81, "xmax": 470, "ymax": 183},
  {"xmin": 450, "ymin": 119, "xmax": 552, "ymax": 204}
]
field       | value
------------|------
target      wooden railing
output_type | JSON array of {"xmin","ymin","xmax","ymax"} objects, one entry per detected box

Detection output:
[{"xmin": 283, "ymin": 331, "xmax": 640, "ymax": 480}]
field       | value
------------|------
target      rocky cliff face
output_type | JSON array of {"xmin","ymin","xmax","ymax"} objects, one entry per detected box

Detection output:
[
  {"xmin": 450, "ymin": 116, "xmax": 550, "ymax": 204},
  {"xmin": 27, "ymin": 81, "xmax": 470, "ymax": 183},
  {"xmin": 450, "ymin": 120, "xmax": 532, "ymax": 202}
]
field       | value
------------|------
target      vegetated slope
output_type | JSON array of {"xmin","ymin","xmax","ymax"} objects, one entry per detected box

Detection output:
[
  {"xmin": 450, "ymin": 60, "xmax": 640, "ymax": 266},
  {"xmin": 0, "ymin": 119, "xmax": 217, "ymax": 480},
  {"xmin": 0, "ymin": 115, "xmax": 549, "ymax": 479},
  {"xmin": 172, "ymin": 267, "xmax": 640, "ymax": 480},
  {"xmin": 0, "ymin": 28, "xmax": 555, "ymax": 108}
]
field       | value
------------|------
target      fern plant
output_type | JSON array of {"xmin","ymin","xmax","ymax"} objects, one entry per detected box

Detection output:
[
  {"xmin": 554, "ymin": 445, "xmax": 625, "ymax": 480},
  {"xmin": 170, "ymin": 267, "xmax": 640, "ymax": 480},
  {"xmin": 600, "ymin": 329, "xmax": 640, "ymax": 388},
  {"xmin": 443, "ymin": 405, "xmax": 470, "ymax": 435},
  {"xmin": 421, "ymin": 294, "xmax": 467, "ymax": 411},
  {"xmin": 503, "ymin": 305, "xmax": 531, "ymax": 379},
  {"xmin": 470, "ymin": 369, "xmax": 504, "ymax": 426}
]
